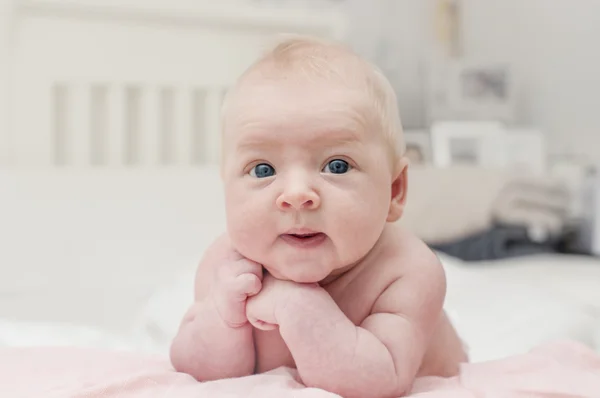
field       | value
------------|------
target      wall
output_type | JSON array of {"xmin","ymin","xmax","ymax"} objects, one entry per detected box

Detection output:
[
  {"xmin": 343, "ymin": 0, "xmax": 600, "ymax": 163},
  {"xmin": 3, "ymin": 1, "xmax": 599, "ymax": 164},
  {"xmin": 461, "ymin": 0, "xmax": 600, "ymax": 162},
  {"xmin": 0, "ymin": 1, "xmax": 13, "ymax": 166},
  {"xmin": 344, "ymin": 0, "xmax": 433, "ymax": 129}
]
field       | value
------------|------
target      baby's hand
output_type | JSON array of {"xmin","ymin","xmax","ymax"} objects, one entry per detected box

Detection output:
[
  {"xmin": 246, "ymin": 273, "xmax": 316, "ymax": 331},
  {"xmin": 211, "ymin": 249, "xmax": 263, "ymax": 328}
]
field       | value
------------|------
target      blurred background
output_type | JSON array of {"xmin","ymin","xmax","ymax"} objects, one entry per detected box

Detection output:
[{"xmin": 0, "ymin": 0, "xmax": 599, "ymax": 364}]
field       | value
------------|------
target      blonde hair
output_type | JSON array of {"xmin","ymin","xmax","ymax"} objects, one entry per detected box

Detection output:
[{"xmin": 221, "ymin": 35, "xmax": 405, "ymax": 161}]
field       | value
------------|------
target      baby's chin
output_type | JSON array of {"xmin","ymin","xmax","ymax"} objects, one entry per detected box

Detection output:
[
  {"xmin": 265, "ymin": 263, "xmax": 347, "ymax": 284},
  {"xmin": 265, "ymin": 269, "xmax": 323, "ymax": 284}
]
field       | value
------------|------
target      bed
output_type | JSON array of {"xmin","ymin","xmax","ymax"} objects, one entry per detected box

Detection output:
[
  {"xmin": 1, "ymin": 1, "xmax": 600, "ymax": 396},
  {"xmin": 3, "ymin": 167, "xmax": 600, "ymax": 359}
]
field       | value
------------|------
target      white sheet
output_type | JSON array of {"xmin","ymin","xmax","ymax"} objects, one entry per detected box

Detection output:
[
  {"xmin": 0, "ymin": 319, "xmax": 132, "ymax": 350},
  {"xmin": 0, "ymin": 168, "xmax": 225, "ymax": 333},
  {"xmin": 439, "ymin": 254, "xmax": 600, "ymax": 361}
]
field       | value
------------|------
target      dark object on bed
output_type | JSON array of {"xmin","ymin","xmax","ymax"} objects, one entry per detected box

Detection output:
[{"xmin": 429, "ymin": 224, "xmax": 559, "ymax": 262}]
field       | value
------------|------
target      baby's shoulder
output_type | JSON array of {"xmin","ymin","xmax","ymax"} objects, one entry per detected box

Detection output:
[
  {"xmin": 193, "ymin": 232, "xmax": 235, "ymax": 296},
  {"xmin": 337, "ymin": 226, "xmax": 445, "ymax": 320},
  {"xmin": 375, "ymin": 224, "xmax": 445, "ymax": 280},
  {"xmin": 201, "ymin": 232, "xmax": 234, "ymax": 263},
  {"xmin": 366, "ymin": 225, "xmax": 446, "ymax": 315}
]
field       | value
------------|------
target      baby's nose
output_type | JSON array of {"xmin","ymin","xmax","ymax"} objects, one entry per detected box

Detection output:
[{"xmin": 276, "ymin": 189, "xmax": 320, "ymax": 211}]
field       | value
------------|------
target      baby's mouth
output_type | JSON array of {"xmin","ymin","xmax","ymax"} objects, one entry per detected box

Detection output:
[
  {"xmin": 291, "ymin": 232, "xmax": 319, "ymax": 239},
  {"xmin": 281, "ymin": 231, "xmax": 327, "ymax": 248}
]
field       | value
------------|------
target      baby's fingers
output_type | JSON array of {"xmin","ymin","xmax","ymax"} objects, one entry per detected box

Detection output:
[
  {"xmin": 232, "ymin": 273, "xmax": 262, "ymax": 300},
  {"xmin": 247, "ymin": 316, "xmax": 277, "ymax": 331}
]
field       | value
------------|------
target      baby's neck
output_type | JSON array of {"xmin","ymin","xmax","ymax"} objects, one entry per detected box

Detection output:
[
  {"xmin": 318, "ymin": 263, "xmax": 356, "ymax": 286},
  {"xmin": 319, "ymin": 224, "xmax": 390, "ymax": 287}
]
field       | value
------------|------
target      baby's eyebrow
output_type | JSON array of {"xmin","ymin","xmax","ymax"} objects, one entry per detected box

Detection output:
[
  {"xmin": 314, "ymin": 128, "xmax": 363, "ymax": 145},
  {"xmin": 235, "ymin": 138, "xmax": 279, "ymax": 152},
  {"xmin": 236, "ymin": 127, "xmax": 362, "ymax": 152}
]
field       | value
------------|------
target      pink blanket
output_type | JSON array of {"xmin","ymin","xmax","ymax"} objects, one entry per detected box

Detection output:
[{"xmin": 1, "ymin": 341, "xmax": 599, "ymax": 397}]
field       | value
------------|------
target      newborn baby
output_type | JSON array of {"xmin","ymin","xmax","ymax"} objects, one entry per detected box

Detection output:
[{"xmin": 170, "ymin": 36, "xmax": 467, "ymax": 398}]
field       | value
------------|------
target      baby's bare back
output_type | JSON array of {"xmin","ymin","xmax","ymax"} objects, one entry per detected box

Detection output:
[{"xmin": 253, "ymin": 225, "xmax": 467, "ymax": 377}]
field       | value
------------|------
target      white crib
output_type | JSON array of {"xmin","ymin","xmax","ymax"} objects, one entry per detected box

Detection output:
[{"xmin": 0, "ymin": 0, "xmax": 348, "ymax": 169}]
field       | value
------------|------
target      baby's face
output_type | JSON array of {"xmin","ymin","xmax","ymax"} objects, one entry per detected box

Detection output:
[{"xmin": 221, "ymin": 77, "xmax": 398, "ymax": 283}]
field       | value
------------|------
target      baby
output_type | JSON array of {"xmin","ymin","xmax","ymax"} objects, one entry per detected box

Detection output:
[{"xmin": 170, "ymin": 36, "xmax": 467, "ymax": 398}]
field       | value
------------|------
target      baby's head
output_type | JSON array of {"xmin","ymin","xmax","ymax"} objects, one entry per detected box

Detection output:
[{"xmin": 220, "ymin": 35, "xmax": 408, "ymax": 283}]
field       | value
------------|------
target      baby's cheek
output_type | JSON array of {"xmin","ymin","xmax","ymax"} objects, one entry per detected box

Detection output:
[
  {"xmin": 228, "ymin": 206, "xmax": 273, "ymax": 262},
  {"xmin": 227, "ymin": 192, "xmax": 265, "ymax": 228},
  {"xmin": 334, "ymin": 198, "xmax": 386, "ymax": 255}
]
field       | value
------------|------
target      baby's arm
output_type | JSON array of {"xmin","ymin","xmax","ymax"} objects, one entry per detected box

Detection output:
[
  {"xmin": 170, "ymin": 234, "xmax": 262, "ymax": 381},
  {"xmin": 277, "ymin": 243, "xmax": 445, "ymax": 398}
]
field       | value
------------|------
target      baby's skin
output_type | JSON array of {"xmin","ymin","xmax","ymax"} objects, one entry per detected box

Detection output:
[
  {"xmin": 170, "ymin": 36, "xmax": 468, "ymax": 398},
  {"xmin": 171, "ymin": 227, "xmax": 467, "ymax": 398}
]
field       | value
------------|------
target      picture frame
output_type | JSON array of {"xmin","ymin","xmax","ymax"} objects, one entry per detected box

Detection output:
[
  {"xmin": 425, "ymin": 58, "xmax": 516, "ymax": 124},
  {"xmin": 430, "ymin": 121, "xmax": 507, "ymax": 168},
  {"xmin": 430, "ymin": 121, "xmax": 547, "ymax": 174}
]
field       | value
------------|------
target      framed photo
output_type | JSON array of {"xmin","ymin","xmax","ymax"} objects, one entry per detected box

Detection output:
[
  {"xmin": 430, "ymin": 121, "xmax": 507, "ymax": 168},
  {"xmin": 431, "ymin": 122, "xmax": 548, "ymax": 174},
  {"xmin": 404, "ymin": 130, "xmax": 432, "ymax": 165},
  {"xmin": 425, "ymin": 58, "xmax": 516, "ymax": 123}
]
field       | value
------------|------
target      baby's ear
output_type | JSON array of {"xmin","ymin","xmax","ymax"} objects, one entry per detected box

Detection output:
[{"xmin": 387, "ymin": 158, "xmax": 409, "ymax": 222}]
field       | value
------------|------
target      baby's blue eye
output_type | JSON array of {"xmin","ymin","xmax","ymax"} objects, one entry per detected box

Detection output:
[
  {"xmin": 250, "ymin": 163, "xmax": 275, "ymax": 178},
  {"xmin": 323, "ymin": 159, "xmax": 350, "ymax": 174}
]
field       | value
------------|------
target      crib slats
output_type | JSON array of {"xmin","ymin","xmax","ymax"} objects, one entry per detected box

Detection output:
[
  {"xmin": 68, "ymin": 83, "xmax": 91, "ymax": 166},
  {"xmin": 107, "ymin": 85, "xmax": 126, "ymax": 167},
  {"xmin": 192, "ymin": 88, "xmax": 207, "ymax": 165},
  {"xmin": 43, "ymin": 81, "xmax": 228, "ymax": 168},
  {"xmin": 158, "ymin": 87, "xmax": 175, "ymax": 165},
  {"xmin": 19, "ymin": 78, "xmax": 53, "ymax": 167},
  {"xmin": 51, "ymin": 83, "xmax": 68, "ymax": 167},
  {"xmin": 90, "ymin": 85, "xmax": 109, "ymax": 166},
  {"xmin": 124, "ymin": 86, "xmax": 141, "ymax": 166},
  {"xmin": 139, "ymin": 86, "xmax": 160, "ymax": 166},
  {"xmin": 174, "ymin": 86, "xmax": 193, "ymax": 166},
  {"xmin": 204, "ymin": 88, "xmax": 224, "ymax": 165}
]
